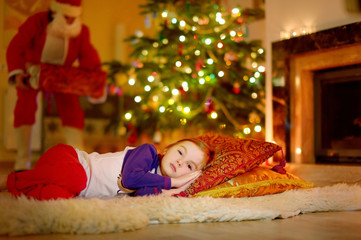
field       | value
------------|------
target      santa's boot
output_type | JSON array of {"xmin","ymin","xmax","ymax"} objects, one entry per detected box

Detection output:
[
  {"xmin": 63, "ymin": 126, "xmax": 84, "ymax": 150},
  {"xmin": 14, "ymin": 125, "xmax": 33, "ymax": 171}
]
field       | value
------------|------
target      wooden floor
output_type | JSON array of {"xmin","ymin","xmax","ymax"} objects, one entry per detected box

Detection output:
[{"xmin": 1, "ymin": 161, "xmax": 361, "ymax": 240}]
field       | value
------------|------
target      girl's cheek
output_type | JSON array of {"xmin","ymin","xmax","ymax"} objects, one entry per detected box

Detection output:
[{"xmin": 180, "ymin": 168, "xmax": 188, "ymax": 176}]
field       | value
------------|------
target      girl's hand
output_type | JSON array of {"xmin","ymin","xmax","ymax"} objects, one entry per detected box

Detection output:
[
  {"xmin": 161, "ymin": 171, "xmax": 202, "ymax": 196},
  {"xmin": 170, "ymin": 170, "xmax": 202, "ymax": 188},
  {"xmin": 160, "ymin": 188, "xmax": 182, "ymax": 196},
  {"xmin": 161, "ymin": 174, "xmax": 199, "ymax": 196}
]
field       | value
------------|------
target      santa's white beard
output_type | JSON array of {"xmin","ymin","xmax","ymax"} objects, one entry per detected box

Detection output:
[{"xmin": 47, "ymin": 12, "xmax": 82, "ymax": 38}]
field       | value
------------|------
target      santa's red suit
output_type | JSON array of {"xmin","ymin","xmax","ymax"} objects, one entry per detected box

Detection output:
[
  {"xmin": 7, "ymin": 11, "xmax": 101, "ymax": 129},
  {"xmin": 6, "ymin": 0, "xmax": 102, "ymax": 170}
]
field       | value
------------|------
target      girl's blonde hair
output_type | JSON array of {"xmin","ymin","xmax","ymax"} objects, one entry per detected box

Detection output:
[{"xmin": 159, "ymin": 138, "xmax": 213, "ymax": 169}]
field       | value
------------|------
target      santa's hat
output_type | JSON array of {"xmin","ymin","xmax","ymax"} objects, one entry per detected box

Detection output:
[{"xmin": 50, "ymin": 0, "xmax": 82, "ymax": 17}]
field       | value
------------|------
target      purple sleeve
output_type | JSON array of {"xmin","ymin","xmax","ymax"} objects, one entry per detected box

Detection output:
[
  {"xmin": 121, "ymin": 143, "xmax": 171, "ymax": 195},
  {"xmin": 133, "ymin": 186, "xmax": 161, "ymax": 196}
]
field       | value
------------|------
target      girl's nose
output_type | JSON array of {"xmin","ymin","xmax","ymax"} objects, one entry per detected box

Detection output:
[{"xmin": 176, "ymin": 159, "xmax": 183, "ymax": 167}]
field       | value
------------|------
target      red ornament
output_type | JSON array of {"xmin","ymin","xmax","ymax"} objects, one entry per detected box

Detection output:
[
  {"xmin": 117, "ymin": 87, "xmax": 123, "ymax": 97},
  {"xmin": 127, "ymin": 125, "xmax": 137, "ymax": 144},
  {"xmin": 108, "ymin": 84, "xmax": 117, "ymax": 95},
  {"xmin": 178, "ymin": 43, "xmax": 183, "ymax": 56},
  {"xmin": 178, "ymin": 86, "xmax": 186, "ymax": 95},
  {"xmin": 128, "ymin": 133, "xmax": 137, "ymax": 144},
  {"xmin": 234, "ymin": 35, "xmax": 243, "ymax": 42},
  {"xmin": 224, "ymin": 51, "xmax": 238, "ymax": 62},
  {"xmin": 233, "ymin": 82, "xmax": 241, "ymax": 94},
  {"xmin": 204, "ymin": 97, "xmax": 215, "ymax": 113},
  {"xmin": 235, "ymin": 17, "xmax": 244, "ymax": 25},
  {"xmin": 195, "ymin": 58, "xmax": 203, "ymax": 72}
]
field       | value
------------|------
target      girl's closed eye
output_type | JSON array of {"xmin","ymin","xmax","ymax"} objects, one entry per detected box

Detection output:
[
  {"xmin": 187, "ymin": 163, "xmax": 192, "ymax": 170},
  {"xmin": 178, "ymin": 149, "xmax": 183, "ymax": 156}
]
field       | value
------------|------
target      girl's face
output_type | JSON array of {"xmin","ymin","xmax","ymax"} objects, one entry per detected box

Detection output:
[{"xmin": 160, "ymin": 141, "xmax": 206, "ymax": 178}]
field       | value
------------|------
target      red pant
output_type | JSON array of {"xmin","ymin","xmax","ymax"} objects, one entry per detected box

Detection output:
[
  {"xmin": 14, "ymin": 87, "xmax": 85, "ymax": 129},
  {"xmin": 7, "ymin": 144, "xmax": 87, "ymax": 200}
]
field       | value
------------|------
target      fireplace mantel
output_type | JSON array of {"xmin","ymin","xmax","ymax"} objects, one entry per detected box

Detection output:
[{"xmin": 271, "ymin": 22, "xmax": 361, "ymax": 164}]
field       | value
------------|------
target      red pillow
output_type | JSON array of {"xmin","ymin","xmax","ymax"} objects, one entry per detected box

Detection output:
[{"xmin": 184, "ymin": 132, "xmax": 282, "ymax": 196}]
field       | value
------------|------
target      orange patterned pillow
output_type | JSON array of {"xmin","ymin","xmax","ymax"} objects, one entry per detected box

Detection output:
[
  {"xmin": 193, "ymin": 166, "xmax": 314, "ymax": 198},
  {"xmin": 183, "ymin": 132, "xmax": 282, "ymax": 196}
]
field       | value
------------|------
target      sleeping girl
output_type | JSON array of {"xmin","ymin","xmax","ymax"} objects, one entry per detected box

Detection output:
[{"xmin": 0, "ymin": 138, "xmax": 212, "ymax": 200}]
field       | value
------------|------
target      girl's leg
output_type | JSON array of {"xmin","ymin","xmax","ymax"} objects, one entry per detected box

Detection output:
[
  {"xmin": 15, "ymin": 183, "xmax": 78, "ymax": 200},
  {"xmin": 7, "ymin": 144, "xmax": 87, "ymax": 200}
]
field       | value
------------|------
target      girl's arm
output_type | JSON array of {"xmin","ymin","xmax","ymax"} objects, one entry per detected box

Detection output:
[
  {"xmin": 121, "ymin": 144, "xmax": 171, "ymax": 195},
  {"xmin": 133, "ymin": 170, "xmax": 202, "ymax": 196}
]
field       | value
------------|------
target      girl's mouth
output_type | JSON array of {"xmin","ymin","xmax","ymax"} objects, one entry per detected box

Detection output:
[{"xmin": 170, "ymin": 163, "xmax": 176, "ymax": 172}]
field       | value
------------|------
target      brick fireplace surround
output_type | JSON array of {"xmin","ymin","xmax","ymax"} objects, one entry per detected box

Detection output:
[{"xmin": 272, "ymin": 22, "xmax": 361, "ymax": 164}]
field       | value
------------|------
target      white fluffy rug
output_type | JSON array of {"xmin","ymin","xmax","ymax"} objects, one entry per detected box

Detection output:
[{"xmin": 1, "ymin": 183, "xmax": 361, "ymax": 236}]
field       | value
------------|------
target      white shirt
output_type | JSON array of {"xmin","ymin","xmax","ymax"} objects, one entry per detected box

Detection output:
[{"xmin": 76, "ymin": 146, "xmax": 134, "ymax": 198}]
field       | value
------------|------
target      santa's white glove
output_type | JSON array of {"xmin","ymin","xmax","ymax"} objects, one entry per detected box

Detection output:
[{"xmin": 27, "ymin": 64, "xmax": 40, "ymax": 89}]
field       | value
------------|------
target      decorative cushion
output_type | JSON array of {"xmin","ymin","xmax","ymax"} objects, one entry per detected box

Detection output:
[
  {"xmin": 193, "ymin": 166, "xmax": 314, "ymax": 198},
  {"xmin": 184, "ymin": 132, "xmax": 282, "ymax": 196}
]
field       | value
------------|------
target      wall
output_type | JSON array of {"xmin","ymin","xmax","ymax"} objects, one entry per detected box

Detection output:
[
  {"xmin": 264, "ymin": 0, "xmax": 361, "ymax": 143},
  {"xmin": 81, "ymin": 0, "xmax": 156, "ymax": 63}
]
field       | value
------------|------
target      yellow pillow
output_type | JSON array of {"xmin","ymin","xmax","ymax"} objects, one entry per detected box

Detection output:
[{"xmin": 193, "ymin": 166, "xmax": 314, "ymax": 198}]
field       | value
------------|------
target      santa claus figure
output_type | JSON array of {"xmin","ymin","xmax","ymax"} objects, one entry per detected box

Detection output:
[{"xmin": 6, "ymin": 0, "xmax": 103, "ymax": 171}]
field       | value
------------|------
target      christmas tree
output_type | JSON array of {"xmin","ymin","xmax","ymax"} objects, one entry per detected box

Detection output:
[{"xmin": 104, "ymin": 0, "xmax": 265, "ymax": 142}]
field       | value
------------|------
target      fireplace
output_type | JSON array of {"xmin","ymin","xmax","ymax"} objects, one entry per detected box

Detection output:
[
  {"xmin": 272, "ymin": 22, "xmax": 361, "ymax": 164},
  {"xmin": 314, "ymin": 65, "xmax": 361, "ymax": 164}
]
